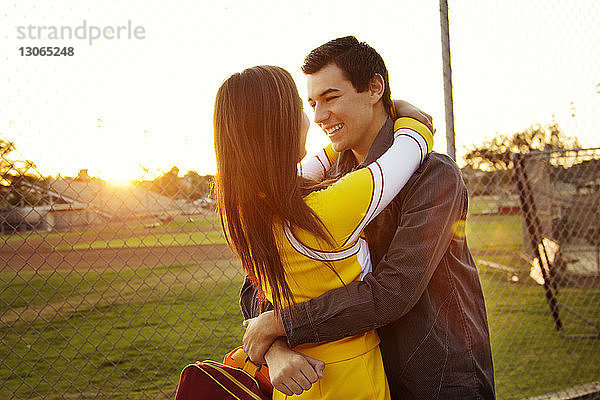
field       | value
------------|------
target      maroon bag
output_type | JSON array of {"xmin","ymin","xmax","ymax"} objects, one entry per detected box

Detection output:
[{"xmin": 174, "ymin": 360, "xmax": 270, "ymax": 400}]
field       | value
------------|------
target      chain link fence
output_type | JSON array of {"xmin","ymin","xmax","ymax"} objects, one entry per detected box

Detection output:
[
  {"xmin": 2, "ymin": 150, "xmax": 598, "ymax": 400},
  {"xmin": 2, "ymin": 2, "xmax": 600, "ymax": 400},
  {"xmin": 2, "ymin": 150, "xmax": 599, "ymax": 400},
  {"xmin": 0, "ymin": 159, "xmax": 245, "ymax": 398},
  {"xmin": 448, "ymin": 1, "xmax": 600, "ymax": 399},
  {"xmin": 464, "ymin": 148, "xmax": 600, "ymax": 399},
  {"xmin": 514, "ymin": 149, "xmax": 599, "ymax": 340}
]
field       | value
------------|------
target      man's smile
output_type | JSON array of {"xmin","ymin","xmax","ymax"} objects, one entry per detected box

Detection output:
[{"xmin": 324, "ymin": 123, "xmax": 344, "ymax": 136}]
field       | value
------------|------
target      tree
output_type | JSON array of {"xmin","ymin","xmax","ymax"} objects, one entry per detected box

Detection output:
[
  {"xmin": 1, "ymin": 139, "xmax": 17, "ymax": 179},
  {"xmin": 0, "ymin": 138, "xmax": 44, "ymax": 208},
  {"xmin": 150, "ymin": 166, "xmax": 182, "ymax": 198},
  {"xmin": 464, "ymin": 123, "xmax": 580, "ymax": 171},
  {"xmin": 183, "ymin": 171, "xmax": 212, "ymax": 201},
  {"xmin": 76, "ymin": 169, "xmax": 91, "ymax": 181},
  {"xmin": 460, "ymin": 165, "xmax": 514, "ymax": 196},
  {"xmin": 144, "ymin": 167, "xmax": 214, "ymax": 200}
]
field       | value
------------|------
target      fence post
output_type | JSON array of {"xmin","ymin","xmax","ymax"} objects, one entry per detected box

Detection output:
[{"xmin": 439, "ymin": 0, "xmax": 456, "ymax": 161}]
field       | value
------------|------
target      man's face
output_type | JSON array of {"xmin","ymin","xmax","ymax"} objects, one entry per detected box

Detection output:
[{"xmin": 307, "ymin": 63, "xmax": 375, "ymax": 153}]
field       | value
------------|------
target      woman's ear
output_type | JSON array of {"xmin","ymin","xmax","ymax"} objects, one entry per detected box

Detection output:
[{"xmin": 368, "ymin": 73, "xmax": 385, "ymax": 104}]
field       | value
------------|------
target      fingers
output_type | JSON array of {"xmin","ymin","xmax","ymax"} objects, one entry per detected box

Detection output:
[
  {"xmin": 415, "ymin": 110, "xmax": 433, "ymax": 132},
  {"xmin": 304, "ymin": 355, "xmax": 325, "ymax": 380},
  {"xmin": 299, "ymin": 362, "xmax": 319, "ymax": 384},
  {"xmin": 268, "ymin": 353, "xmax": 324, "ymax": 396},
  {"xmin": 242, "ymin": 320, "xmax": 270, "ymax": 364},
  {"xmin": 274, "ymin": 375, "xmax": 309, "ymax": 396},
  {"xmin": 422, "ymin": 112, "xmax": 434, "ymax": 132},
  {"xmin": 276, "ymin": 380, "xmax": 302, "ymax": 396},
  {"xmin": 271, "ymin": 369, "xmax": 305, "ymax": 396},
  {"xmin": 242, "ymin": 313, "xmax": 279, "ymax": 364},
  {"xmin": 277, "ymin": 383, "xmax": 294, "ymax": 396},
  {"xmin": 292, "ymin": 369, "xmax": 313, "ymax": 391},
  {"xmin": 392, "ymin": 98, "xmax": 434, "ymax": 133},
  {"xmin": 424, "ymin": 111, "xmax": 433, "ymax": 123},
  {"xmin": 284, "ymin": 357, "xmax": 323, "ymax": 393}
]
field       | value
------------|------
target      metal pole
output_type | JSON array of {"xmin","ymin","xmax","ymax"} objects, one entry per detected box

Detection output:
[
  {"xmin": 513, "ymin": 153, "xmax": 562, "ymax": 331},
  {"xmin": 439, "ymin": 0, "xmax": 456, "ymax": 160}
]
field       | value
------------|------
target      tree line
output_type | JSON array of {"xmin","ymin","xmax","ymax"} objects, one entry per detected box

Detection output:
[
  {"xmin": 1, "ymin": 138, "xmax": 214, "ymax": 208},
  {"xmin": 461, "ymin": 122, "xmax": 580, "ymax": 196},
  {"xmin": 1, "ymin": 122, "xmax": 583, "ymax": 207}
]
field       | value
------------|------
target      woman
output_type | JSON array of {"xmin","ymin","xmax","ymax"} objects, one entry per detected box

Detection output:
[{"xmin": 214, "ymin": 65, "xmax": 433, "ymax": 399}]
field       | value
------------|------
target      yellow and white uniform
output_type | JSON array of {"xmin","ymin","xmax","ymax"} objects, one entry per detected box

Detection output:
[{"xmin": 265, "ymin": 118, "xmax": 433, "ymax": 400}]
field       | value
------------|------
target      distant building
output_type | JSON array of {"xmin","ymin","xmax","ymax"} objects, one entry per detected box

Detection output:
[{"xmin": 1, "ymin": 178, "xmax": 181, "ymax": 232}]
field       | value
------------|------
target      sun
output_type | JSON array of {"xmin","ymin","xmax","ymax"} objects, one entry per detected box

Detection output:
[
  {"xmin": 106, "ymin": 176, "xmax": 136, "ymax": 187},
  {"xmin": 88, "ymin": 163, "xmax": 143, "ymax": 186}
]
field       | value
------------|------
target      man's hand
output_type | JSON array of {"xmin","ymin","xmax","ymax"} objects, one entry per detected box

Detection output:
[
  {"xmin": 264, "ymin": 338, "xmax": 325, "ymax": 396},
  {"xmin": 243, "ymin": 310, "xmax": 285, "ymax": 364},
  {"xmin": 393, "ymin": 99, "xmax": 434, "ymax": 133}
]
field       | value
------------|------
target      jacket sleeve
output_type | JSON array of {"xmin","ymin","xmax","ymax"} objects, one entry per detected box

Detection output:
[
  {"xmin": 239, "ymin": 276, "xmax": 273, "ymax": 320},
  {"xmin": 279, "ymin": 157, "xmax": 468, "ymax": 347}
]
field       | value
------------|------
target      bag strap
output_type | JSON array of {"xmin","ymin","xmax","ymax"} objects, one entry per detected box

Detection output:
[
  {"xmin": 200, "ymin": 361, "xmax": 265, "ymax": 400},
  {"xmin": 242, "ymin": 357, "xmax": 262, "ymax": 376}
]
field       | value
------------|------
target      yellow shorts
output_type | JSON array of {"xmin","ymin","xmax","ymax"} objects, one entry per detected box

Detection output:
[{"xmin": 273, "ymin": 345, "xmax": 390, "ymax": 400}]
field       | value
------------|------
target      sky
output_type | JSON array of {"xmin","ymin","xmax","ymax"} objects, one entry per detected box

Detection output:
[{"xmin": 1, "ymin": 0, "xmax": 599, "ymax": 183}]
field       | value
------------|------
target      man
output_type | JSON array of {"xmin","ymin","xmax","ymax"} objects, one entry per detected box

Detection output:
[{"xmin": 240, "ymin": 36, "xmax": 495, "ymax": 399}]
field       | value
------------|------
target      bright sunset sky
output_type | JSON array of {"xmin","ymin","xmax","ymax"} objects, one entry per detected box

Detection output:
[{"xmin": 1, "ymin": 0, "xmax": 599, "ymax": 183}]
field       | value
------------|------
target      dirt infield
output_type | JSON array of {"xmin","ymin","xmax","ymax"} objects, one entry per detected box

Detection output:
[
  {"xmin": 0, "ymin": 242, "xmax": 235, "ymax": 271},
  {"xmin": 0, "ymin": 217, "xmax": 238, "ymax": 271}
]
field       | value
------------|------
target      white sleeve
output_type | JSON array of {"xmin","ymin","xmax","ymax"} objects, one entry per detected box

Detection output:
[
  {"xmin": 298, "ymin": 147, "xmax": 335, "ymax": 182},
  {"xmin": 343, "ymin": 127, "xmax": 429, "ymax": 245}
]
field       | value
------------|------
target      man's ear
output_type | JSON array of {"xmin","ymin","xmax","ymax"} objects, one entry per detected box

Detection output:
[{"xmin": 368, "ymin": 73, "xmax": 385, "ymax": 104}]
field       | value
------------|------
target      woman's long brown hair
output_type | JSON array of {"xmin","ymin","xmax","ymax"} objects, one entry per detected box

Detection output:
[{"xmin": 214, "ymin": 65, "xmax": 332, "ymax": 313}]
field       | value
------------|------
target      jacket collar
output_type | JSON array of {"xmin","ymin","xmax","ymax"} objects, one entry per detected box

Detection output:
[{"xmin": 361, "ymin": 117, "xmax": 394, "ymax": 166}]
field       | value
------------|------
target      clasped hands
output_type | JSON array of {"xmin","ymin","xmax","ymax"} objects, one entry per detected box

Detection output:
[{"xmin": 242, "ymin": 310, "xmax": 325, "ymax": 396}]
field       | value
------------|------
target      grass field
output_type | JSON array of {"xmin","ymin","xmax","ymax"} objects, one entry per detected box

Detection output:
[
  {"xmin": 466, "ymin": 198, "xmax": 599, "ymax": 397},
  {"xmin": 467, "ymin": 214, "xmax": 525, "ymax": 270},
  {"xmin": 1, "ymin": 261, "xmax": 598, "ymax": 399},
  {"xmin": 0, "ymin": 260, "xmax": 246, "ymax": 399},
  {"xmin": 53, "ymin": 229, "xmax": 227, "ymax": 250},
  {"xmin": 479, "ymin": 266, "xmax": 600, "ymax": 398},
  {"xmin": 1, "ymin": 208, "xmax": 598, "ymax": 399},
  {"xmin": 1, "ymin": 215, "xmax": 225, "ymax": 248}
]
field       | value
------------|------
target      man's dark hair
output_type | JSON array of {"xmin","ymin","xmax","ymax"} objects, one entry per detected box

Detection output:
[{"xmin": 302, "ymin": 36, "xmax": 393, "ymax": 112}]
